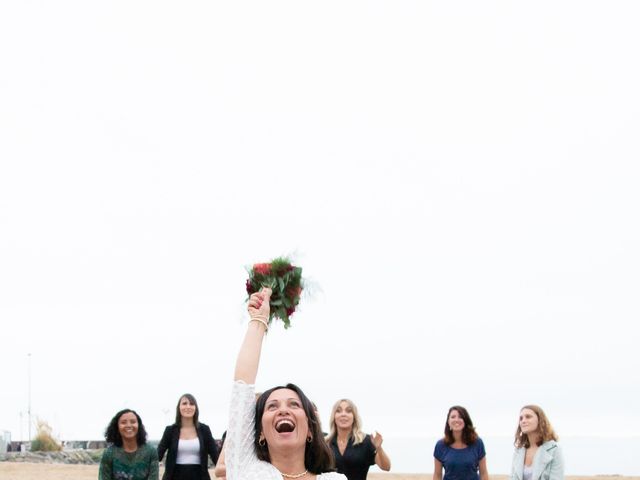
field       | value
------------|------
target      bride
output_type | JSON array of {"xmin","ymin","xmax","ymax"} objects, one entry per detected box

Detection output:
[{"xmin": 224, "ymin": 288, "xmax": 345, "ymax": 480}]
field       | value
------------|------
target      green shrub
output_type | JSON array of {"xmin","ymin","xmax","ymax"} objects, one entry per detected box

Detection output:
[
  {"xmin": 30, "ymin": 419, "xmax": 62, "ymax": 452},
  {"xmin": 88, "ymin": 449, "xmax": 105, "ymax": 462}
]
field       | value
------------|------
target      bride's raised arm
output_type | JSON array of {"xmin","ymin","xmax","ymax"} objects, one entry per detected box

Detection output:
[{"xmin": 234, "ymin": 288, "xmax": 271, "ymax": 384}]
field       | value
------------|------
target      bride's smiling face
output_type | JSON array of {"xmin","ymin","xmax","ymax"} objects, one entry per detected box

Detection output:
[{"xmin": 260, "ymin": 388, "xmax": 310, "ymax": 450}]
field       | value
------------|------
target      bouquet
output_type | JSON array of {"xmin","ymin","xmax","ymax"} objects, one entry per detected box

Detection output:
[{"xmin": 245, "ymin": 257, "xmax": 303, "ymax": 329}]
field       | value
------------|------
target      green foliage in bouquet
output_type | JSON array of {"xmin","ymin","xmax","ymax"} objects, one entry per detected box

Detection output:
[{"xmin": 246, "ymin": 257, "xmax": 303, "ymax": 329}]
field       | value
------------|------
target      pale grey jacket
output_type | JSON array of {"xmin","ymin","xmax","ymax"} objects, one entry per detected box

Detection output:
[{"xmin": 510, "ymin": 441, "xmax": 564, "ymax": 480}]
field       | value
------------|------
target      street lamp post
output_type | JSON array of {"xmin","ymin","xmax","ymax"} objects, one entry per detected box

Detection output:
[{"xmin": 28, "ymin": 353, "xmax": 32, "ymax": 443}]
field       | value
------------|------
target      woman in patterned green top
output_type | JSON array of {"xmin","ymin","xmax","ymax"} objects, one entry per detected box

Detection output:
[{"xmin": 99, "ymin": 408, "xmax": 159, "ymax": 480}]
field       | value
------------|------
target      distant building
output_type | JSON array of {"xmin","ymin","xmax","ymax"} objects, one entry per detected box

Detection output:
[{"xmin": 0, "ymin": 430, "xmax": 11, "ymax": 453}]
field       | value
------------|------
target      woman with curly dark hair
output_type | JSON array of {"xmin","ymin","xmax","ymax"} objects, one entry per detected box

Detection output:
[
  {"xmin": 99, "ymin": 408, "xmax": 159, "ymax": 480},
  {"xmin": 433, "ymin": 406, "xmax": 489, "ymax": 480}
]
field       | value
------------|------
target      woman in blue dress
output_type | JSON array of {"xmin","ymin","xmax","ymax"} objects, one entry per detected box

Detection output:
[{"xmin": 433, "ymin": 406, "xmax": 489, "ymax": 480}]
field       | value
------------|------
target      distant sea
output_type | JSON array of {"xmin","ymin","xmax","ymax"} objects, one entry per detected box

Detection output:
[{"xmin": 379, "ymin": 436, "xmax": 640, "ymax": 476}]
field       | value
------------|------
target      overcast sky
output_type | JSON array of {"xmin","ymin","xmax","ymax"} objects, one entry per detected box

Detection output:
[{"xmin": 1, "ymin": 0, "xmax": 639, "ymax": 460}]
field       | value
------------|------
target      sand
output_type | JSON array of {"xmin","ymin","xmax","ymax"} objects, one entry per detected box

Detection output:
[{"xmin": 0, "ymin": 464, "xmax": 638, "ymax": 480}]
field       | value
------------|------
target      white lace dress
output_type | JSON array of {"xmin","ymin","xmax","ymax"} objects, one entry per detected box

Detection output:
[{"xmin": 226, "ymin": 381, "xmax": 346, "ymax": 480}]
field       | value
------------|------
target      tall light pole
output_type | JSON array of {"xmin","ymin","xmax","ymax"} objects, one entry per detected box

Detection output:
[{"xmin": 27, "ymin": 353, "xmax": 32, "ymax": 443}]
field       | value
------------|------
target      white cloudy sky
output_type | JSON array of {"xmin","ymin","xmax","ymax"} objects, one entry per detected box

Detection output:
[{"xmin": 1, "ymin": 0, "xmax": 639, "ymax": 457}]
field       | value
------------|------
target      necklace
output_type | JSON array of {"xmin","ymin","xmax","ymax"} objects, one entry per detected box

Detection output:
[{"xmin": 279, "ymin": 469, "xmax": 308, "ymax": 479}]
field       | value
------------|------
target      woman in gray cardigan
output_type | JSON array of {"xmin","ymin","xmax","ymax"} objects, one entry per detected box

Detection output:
[{"xmin": 511, "ymin": 405, "xmax": 564, "ymax": 480}]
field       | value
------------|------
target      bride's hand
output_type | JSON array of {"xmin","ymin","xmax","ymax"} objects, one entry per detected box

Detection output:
[{"xmin": 248, "ymin": 287, "xmax": 272, "ymax": 324}]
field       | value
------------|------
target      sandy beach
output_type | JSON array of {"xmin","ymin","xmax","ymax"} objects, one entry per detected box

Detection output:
[{"xmin": 0, "ymin": 464, "xmax": 638, "ymax": 480}]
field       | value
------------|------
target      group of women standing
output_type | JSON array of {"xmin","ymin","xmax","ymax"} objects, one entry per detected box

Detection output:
[
  {"xmin": 432, "ymin": 405, "xmax": 563, "ymax": 480},
  {"xmin": 98, "ymin": 287, "xmax": 563, "ymax": 480},
  {"xmin": 97, "ymin": 393, "xmax": 388, "ymax": 480},
  {"xmin": 98, "ymin": 394, "xmax": 220, "ymax": 480}
]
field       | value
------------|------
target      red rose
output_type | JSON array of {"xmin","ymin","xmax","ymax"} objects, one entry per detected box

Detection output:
[
  {"xmin": 245, "ymin": 279, "xmax": 253, "ymax": 294},
  {"xmin": 285, "ymin": 286, "xmax": 302, "ymax": 299},
  {"xmin": 253, "ymin": 263, "xmax": 271, "ymax": 275},
  {"xmin": 286, "ymin": 306, "xmax": 296, "ymax": 317}
]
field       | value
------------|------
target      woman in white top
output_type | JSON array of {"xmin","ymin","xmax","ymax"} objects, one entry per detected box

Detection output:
[
  {"xmin": 225, "ymin": 287, "xmax": 345, "ymax": 480},
  {"xmin": 510, "ymin": 405, "xmax": 564, "ymax": 480},
  {"xmin": 157, "ymin": 394, "xmax": 220, "ymax": 480}
]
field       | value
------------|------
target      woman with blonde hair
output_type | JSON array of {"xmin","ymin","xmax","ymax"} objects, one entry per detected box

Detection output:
[
  {"xmin": 510, "ymin": 405, "xmax": 564, "ymax": 480},
  {"xmin": 326, "ymin": 399, "xmax": 390, "ymax": 480}
]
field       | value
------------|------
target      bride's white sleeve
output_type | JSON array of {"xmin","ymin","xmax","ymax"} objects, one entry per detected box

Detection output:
[{"xmin": 224, "ymin": 381, "xmax": 260, "ymax": 480}]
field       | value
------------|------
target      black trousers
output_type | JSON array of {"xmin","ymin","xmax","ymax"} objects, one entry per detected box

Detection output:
[{"xmin": 172, "ymin": 464, "xmax": 202, "ymax": 480}]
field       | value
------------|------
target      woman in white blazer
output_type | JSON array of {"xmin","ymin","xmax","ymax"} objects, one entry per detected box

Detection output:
[{"xmin": 510, "ymin": 405, "xmax": 564, "ymax": 480}]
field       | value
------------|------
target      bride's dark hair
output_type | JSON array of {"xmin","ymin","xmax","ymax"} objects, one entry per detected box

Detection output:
[{"xmin": 255, "ymin": 383, "xmax": 335, "ymax": 474}]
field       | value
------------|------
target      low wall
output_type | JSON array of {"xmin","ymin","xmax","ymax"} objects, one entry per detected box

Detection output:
[{"xmin": 0, "ymin": 450, "xmax": 103, "ymax": 465}]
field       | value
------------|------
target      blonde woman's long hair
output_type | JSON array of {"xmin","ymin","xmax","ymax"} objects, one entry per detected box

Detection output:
[
  {"xmin": 327, "ymin": 399, "xmax": 366, "ymax": 445},
  {"xmin": 514, "ymin": 404, "xmax": 559, "ymax": 448}
]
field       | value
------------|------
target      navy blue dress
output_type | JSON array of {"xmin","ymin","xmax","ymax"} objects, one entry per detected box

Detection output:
[{"xmin": 434, "ymin": 438, "xmax": 486, "ymax": 480}]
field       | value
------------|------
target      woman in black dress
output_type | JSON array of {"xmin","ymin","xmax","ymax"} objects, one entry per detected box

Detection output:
[{"xmin": 326, "ymin": 399, "xmax": 391, "ymax": 480}]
